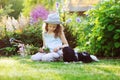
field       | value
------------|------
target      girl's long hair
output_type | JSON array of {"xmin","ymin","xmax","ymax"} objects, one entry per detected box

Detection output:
[{"xmin": 43, "ymin": 23, "xmax": 64, "ymax": 38}]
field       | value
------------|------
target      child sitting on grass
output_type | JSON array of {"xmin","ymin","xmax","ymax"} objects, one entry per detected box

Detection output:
[{"xmin": 31, "ymin": 13, "xmax": 69, "ymax": 62}]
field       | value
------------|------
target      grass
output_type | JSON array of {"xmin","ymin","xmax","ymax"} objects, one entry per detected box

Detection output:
[{"xmin": 0, "ymin": 56, "xmax": 120, "ymax": 80}]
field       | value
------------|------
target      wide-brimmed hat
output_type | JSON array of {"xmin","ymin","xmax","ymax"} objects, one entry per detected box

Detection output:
[{"xmin": 44, "ymin": 13, "xmax": 61, "ymax": 24}]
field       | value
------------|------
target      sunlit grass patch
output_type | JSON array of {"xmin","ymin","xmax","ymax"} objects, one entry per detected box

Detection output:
[{"xmin": 0, "ymin": 56, "xmax": 120, "ymax": 80}]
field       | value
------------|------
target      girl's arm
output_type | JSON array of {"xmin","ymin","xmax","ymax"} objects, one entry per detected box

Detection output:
[
  {"xmin": 53, "ymin": 31, "xmax": 69, "ymax": 52},
  {"xmin": 59, "ymin": 31, "xmax": 69, "ymax": 49}
]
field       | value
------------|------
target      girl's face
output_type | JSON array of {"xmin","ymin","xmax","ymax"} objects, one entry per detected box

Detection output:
[{"xmin": 47, "ymin": 24, "xmax": 57, "ymax": 32}]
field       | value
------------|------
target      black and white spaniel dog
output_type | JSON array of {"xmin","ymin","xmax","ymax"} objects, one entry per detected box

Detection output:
[{"xmin": 62, "ymin": 47, "xmax": 99, "ymax": 63}]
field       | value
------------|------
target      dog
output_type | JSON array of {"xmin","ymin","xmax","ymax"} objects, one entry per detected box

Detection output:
[{"xmin": 62, "ymin": 47, "xmax": 99, "ymax": 63}]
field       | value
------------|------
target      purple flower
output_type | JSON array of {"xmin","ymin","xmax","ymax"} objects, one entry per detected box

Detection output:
[
  {"xmin": 76, "ymin": 17, "xmax": 81, "ymax": 23},
  {"xmin": 30, "ymin": 5, "xmax": 48, "ymax": 23},
  {"xmin": 29, "ymin": 16, "xmax": 34, "ymax": 25},
  {"xmin": 56, "ymin": 2, "xmax": 59, "ymax": 9},
  {"xmin": 65, "ymin": 18, "xmax": 72, "ymax": 24}
]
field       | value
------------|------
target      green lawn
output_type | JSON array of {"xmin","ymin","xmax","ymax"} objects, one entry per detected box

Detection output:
[{"xmin": 0, "ymin": 56, "xmax": 120, "ymax": 80}]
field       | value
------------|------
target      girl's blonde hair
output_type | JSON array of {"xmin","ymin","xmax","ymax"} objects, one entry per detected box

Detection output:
[{"xmin": 42, "ymin": 23, "xmax": 64, "ymax": 38}]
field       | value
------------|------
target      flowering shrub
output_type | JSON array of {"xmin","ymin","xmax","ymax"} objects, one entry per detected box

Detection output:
[
  {"xmin": 30, "ymin": 5, "xmax": 48, "ymax": 24},
  {"xmin": 60, "ymin": 13, "xmax": 83, "ymax": 48}
]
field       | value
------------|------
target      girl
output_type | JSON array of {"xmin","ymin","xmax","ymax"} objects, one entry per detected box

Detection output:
[{"xmin": 31, "ymin": 13, "xmax": 69, "ymax": 62}]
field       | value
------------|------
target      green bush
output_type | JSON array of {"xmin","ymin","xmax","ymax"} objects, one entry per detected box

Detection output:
[
  {"xmin": 14, "ymin": 23, "xmax": 43, "ymax": 47},
  {"xmin": 60, "ymin": 13, "xmax": 79, "ymax": 48},
  {"xmin": 0, "ymin": 21, "xmax": 43, "ymax": 56},
  {"xmin": 0, "ymin": 46, "xmax": 16, "ymax": 56},
  {"xmin": 74, "ymin": 17, "xmax": 92, "ymax": 52},
  {"xmin": 63, "ymin": 13, "xmax": 91, "ymax": 50},
  {"xmin": 25, "ymin": 44, "xmax": 39, "ymax": 55},
  {"xmin": 0, "ymin": 37, "xmax": 17, "ymax": 56},
  {"xmin": 86, "ymin": 0, "xmax": 120, "ymax": 57}
]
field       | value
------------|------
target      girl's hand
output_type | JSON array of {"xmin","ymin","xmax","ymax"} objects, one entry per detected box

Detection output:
[
  {"xmin": 39, "ymin": 48, "xmax": 44, "ymax": 53},
  {"xmin": 53, "ymin": 47, "xmax": 60, "ymax": 52}
]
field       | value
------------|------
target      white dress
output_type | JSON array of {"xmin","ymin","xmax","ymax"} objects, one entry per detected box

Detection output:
[{"xmin": 31, "ymin": 32, "xmax": 63, "ymax": 62}]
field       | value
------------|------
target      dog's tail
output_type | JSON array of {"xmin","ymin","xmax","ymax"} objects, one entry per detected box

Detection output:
[{"xmin": 90, "ymin": 55, "xmax": 99, "ymax": 61}]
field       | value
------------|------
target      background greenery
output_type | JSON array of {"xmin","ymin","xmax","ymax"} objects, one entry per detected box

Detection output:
[
  {"xmin": 0, "ymin": 0, "xmax": 120, "ymax": 57},
  {"xmin": 85, "ymin": 0, "xmax": 120, "ymax": 57}
]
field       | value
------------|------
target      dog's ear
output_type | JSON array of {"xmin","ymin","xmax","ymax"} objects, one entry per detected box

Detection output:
[{"xmin": 62, "ymin": 47, "xmax": 77, "ymax": 62}]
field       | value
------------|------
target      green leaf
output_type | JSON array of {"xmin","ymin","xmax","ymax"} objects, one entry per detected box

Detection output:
[
  {"xmin": 97, "ymin": 36, "xmax": 102, "ymax": 41},
  {"xmin": 107, "ymin": 25, "xmax": 115, "ymax": 31},
  {"xmin": 113, "ymin": 33, "xmax": 120, "ymax": 40},
  {"xmin": 115, "ymin": 29, "xmax": 120, "ymax": 33},
  {"xmin": 114, "ymin": 42, "xmax": 120, "ymax": 48}
]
